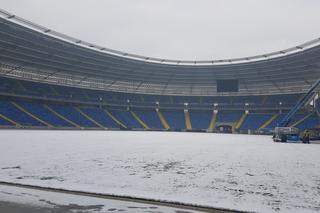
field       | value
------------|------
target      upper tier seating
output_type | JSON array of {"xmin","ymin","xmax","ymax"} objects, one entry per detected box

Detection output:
[
  {"xmin": 20, "ymin": 80, "xmax": 54, "ymax": 95},
  {"xmin": 265, "ymin": 94, "xmax": 302, "ymax": 104},
  {"xmin": 0, "ymin": 77, "xmax": 302, "ymax": 107}
]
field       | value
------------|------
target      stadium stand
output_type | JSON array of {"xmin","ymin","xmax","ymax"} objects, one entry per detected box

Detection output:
[
  {"xmin": 189, "ymin": 110, "xmax": 212, "ymax": 130},
  {"xmin": 265, "ymin": 114, "xmax": 286, "ymax": 129},
  {"xmin": 0, "ymin": 100, "xmax": 44, "ymax": 127},
  {"xmin": 109, "ymin": 110, "xmax": 144, "ymax": 129},
  {"xmin": 0, "ymin": 10, "xmax": 319, "ymax": 133},
  {"xmin": 240, "ymin": 114, "xmax": 273, "ymax": 131},
  {"xmin": 133, "ymin": 109, "xmax": 163, "ymax": 129},
  {"xmin": 295, "ymin": 114, "xmax": 319, "ymax": 130},
  {"xmin": 161, "ymin": 110, "xmax": 185, "ymax": 130},
  {"xmin": 79, "ymin": 107, "xmax": 119, "ymax": 128},
  {"xmin": 48, "ymin": 104, "xmax": 97, "ymax": 128},
  {"xmin": 0, "ymin": 76, "xmax": 318, "ymax": 132},
  {"xmin": 16, "ymin": 100, "xmax": 72, "ymax": 127},
  {"xmin": 0, "ymin": 115, "xmax": 13, "ymax": 126},
  {"xmin": 216, "ymin": 112, "xmax": 242, "ymax": 126}
]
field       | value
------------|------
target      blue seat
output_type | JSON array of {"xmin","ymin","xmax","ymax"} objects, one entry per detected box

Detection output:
[
  {"xmin": 80, "ymin": 107, "xmax": 119, "ymax": 128},
  {"xmin": 0, "ymin": 100, "xmax": 44, "ymax": 126},
  {"xmin": 189, "ymin": 110, "xmax": 212, "ymax": 130},
  {"xmin": 133, "ymin": 109, "xmax": 163, "ymax": 129},
  {"xmin": 161, "ymin": 110, "xmax": 185, "ymax": 130},
  {"xmin": 48, "ymin": 104, "xmax": 97, "ymax": 127}
]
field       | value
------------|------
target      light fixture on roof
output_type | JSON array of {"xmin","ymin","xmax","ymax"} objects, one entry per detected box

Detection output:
[
  {"xmin": 279, "ymin": 101, "xmax": 282, "ymax": 105},
  {"xmin": 184, "ymin": 102, "xmax": 189, "ymax": 106},
  {"xmin": 127, "ymin": 99, "xmax": 130, "ymax": 103},
  {"xmin": 155, "ymin": 101, "xmax": 159, "ymax": 105},
  {"xmin": 214, "ymin": 103, "xmax": 218, "ymax": 107},
  {"xmin": 245, "ymin": 103, "xmax": 249, "ymax": 106}
]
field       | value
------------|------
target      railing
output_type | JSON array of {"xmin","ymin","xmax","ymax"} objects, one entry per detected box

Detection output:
[
  {"xmin": 0, "ymin": 89, "xmax": 297, "ymax": 111},
  {"xmin": 0, "ymin": 63, "xmax": 311, "ymax": 97}
]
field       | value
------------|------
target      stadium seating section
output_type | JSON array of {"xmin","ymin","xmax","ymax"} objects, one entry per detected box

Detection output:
[{"xmin": 0, "ymin": 77, "xmax": 319, "ymax": 132}]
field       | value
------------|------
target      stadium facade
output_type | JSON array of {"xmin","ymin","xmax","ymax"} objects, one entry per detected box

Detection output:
[{"xmin": 0, "ymin": 9, "xmax": 319, "ymax": 133}]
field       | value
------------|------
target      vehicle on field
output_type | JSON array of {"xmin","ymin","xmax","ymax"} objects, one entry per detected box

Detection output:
[{"xmin": 273, "ymin": 127, "xmax": 300, "ymax": 142}]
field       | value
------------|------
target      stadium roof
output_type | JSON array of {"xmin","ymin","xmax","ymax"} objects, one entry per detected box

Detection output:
[{"xmin": 0, "ymin": 9, "xmax": 319, "ymax": 96}]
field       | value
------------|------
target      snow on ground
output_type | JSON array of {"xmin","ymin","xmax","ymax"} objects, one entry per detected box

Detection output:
[
  {"xmin": 0, "ymin": 184, "xmax": 202, "ymax": 213},
  {"xmin": 0, "ymin": 130, "xmax": 319, "ymax": 212}
]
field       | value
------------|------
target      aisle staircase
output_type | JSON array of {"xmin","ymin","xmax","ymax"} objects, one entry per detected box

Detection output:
[
  {"xmin": 0, "ymin": 113, "xmax": 22, "ymax": 128},
  {"xmin": 131, "ymin": 111, "xmax": 149, "ymax": 130},
  {"xmin": 234, "ymin": 114, "xmax": 247, "ymax": 129},
  {"xmin": 104, "ymin": 110, "xmax": 127, "ymax": 129},
  {"xmin": 208, "ymin": 113, "xmax": 217, "ymax": 131},
  {"xmin": 157, "ymin": 110, "xmax": 170, "ymax": 130},
  {"xmin": 184, "ymin": 110, "xmax": 192, "ymax": 130}
]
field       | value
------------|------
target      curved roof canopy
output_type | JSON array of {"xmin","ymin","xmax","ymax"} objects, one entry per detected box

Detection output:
[{"xmin": 0, "ymin": 9, "xmax": 319, "ymax": 96}]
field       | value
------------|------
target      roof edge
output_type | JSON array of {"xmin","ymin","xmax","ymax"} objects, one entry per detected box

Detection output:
[{"xmin": 0, "ymin": 8, "xmax": 320, "ymax": 66}]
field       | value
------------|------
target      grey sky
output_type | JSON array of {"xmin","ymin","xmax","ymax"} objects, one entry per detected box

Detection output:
[{"xmin": 0, "ymin": 0, "xmax": 319, "ymax": 60}]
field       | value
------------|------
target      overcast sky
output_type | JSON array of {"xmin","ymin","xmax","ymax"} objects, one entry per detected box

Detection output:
[{"xmin": 0, "ymin": 0, "xmax": 319, "ymax": 60}]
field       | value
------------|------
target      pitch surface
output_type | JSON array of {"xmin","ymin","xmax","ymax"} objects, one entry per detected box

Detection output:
[{"xmin": 0, "ymin": 130, "xmax": 319, "ymax": 212}]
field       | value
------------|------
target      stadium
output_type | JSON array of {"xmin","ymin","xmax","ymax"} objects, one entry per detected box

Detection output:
[{"xmin": 0, "ymin": 4, "xmax": 320, "ymax": 213}]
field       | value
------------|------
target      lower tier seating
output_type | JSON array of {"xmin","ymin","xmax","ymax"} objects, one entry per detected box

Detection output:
[
  {"xmin": 0, "ymin": 99, "xmax": 318, "ymax": 132},
  {"xmin": 0, "ymin": 116, "xmax": 12, "ymax": 126},
  {"xmin": 0, "ymin": 100, "xmax": 45, "ymax": 126},
  {"xmin": 80, "ymin": 107, "xmax": 119, "ymax": 128},
  {"xmin": 161, "ymin": 110, "xmax": 185, "ymax": 130},
  {"xmin": 240, "ymin": 114, "xmax": 272, "ymax": 131},
  {"xmin": 134, "ymin": 109, "xmax": 163, "ymax": 129},
  {"xmin": 109, "ymin": 110, "xmax": 143, "ymax": 129},
  {"xmin": 189, "ymin": 110, "xmax": 212, "ymax": 130},
  {"xmin": 16, "ymin": 101, "xmax": 72, "ymax": 127},
  {"xmin": 48, "ymin": 104, "xmax": 97, "ymax": 128}
]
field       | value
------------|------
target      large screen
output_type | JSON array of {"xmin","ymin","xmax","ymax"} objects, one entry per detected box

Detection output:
[{"xmin": 217, "ymin": 79, "xmax": 239, "ymax": 92}]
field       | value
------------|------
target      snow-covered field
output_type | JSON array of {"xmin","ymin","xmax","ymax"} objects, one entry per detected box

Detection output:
[
  {"xmin": 0, "ymin": 184, "xmax": 202, "ymax": 213},
  {"xmin": 0, "ymin": 130, "xmax": 319, "ymax": 212}
]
